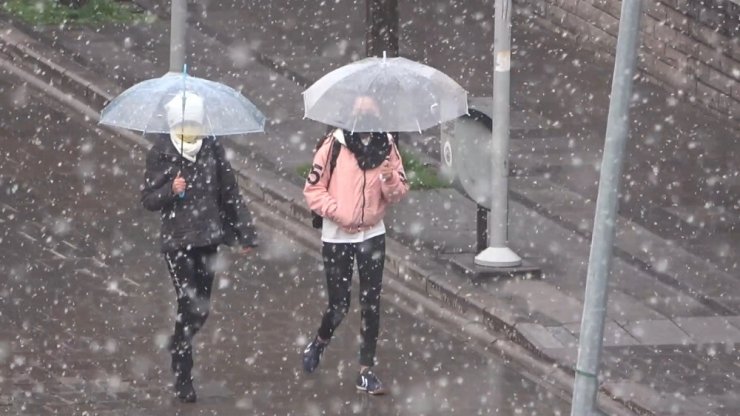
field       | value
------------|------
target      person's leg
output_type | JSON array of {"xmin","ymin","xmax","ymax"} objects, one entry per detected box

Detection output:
[
  {"xmin": 165, "ymin": 249, "xmax": 195, "ymax": 363},
  {"xmin": 189, "ymin": 245, "xmax": 218, "ymax": 337},
  {"xmin": 356, "ymin": 235, "xmax": 385, "ymax": 368},
  {"xmin": 317, "ymin": 242, "xmax": 355, "ymax": 341},
  {"xmin": 164, "ymin": 248, "xmax": 201, "ymax": 402},
  {"xmin": 355, "ymin": 234, "xmax": 386, "ymax": 394},
  {"xmin": 303, "ymin": 242, "xmax": 355, "ymax": 373}
]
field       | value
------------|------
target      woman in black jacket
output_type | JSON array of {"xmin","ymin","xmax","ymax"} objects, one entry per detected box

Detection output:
[{"xmin": 141, "ymin": 92, "xmax": 257, "ymax": 402}]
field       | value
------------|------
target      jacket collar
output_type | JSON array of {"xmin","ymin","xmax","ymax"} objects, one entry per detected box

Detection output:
[
  {"xmin": 331, "ymin": 128, "xmax": 347, "ymax": 145},
  {"xmin": 333, "ymin": 128, "xmax": 394, "ymax": 146}
]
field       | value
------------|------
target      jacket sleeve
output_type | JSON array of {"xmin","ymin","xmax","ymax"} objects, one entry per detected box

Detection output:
[
  {"xmin": 380, "ymin": 141, "xmax": 410, "ymax": 203},
  {"xmin": 141, "ymin": 148, "xmax": 177, "ymax": 211},
  {"xmin": 216, "ymin": 142, "xmax": 258, "ymax": 248},
  {"xmin": 303, "ymin": 138, "xmax": 339, "ymax": 221}
]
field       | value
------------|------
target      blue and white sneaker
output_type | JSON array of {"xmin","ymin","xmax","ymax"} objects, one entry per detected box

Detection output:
[
  {"xmin": 356, "ymin": 368, "xmax": 386, "ymax": 395},
  {"xmin": 302, "ymin": 336, "xmax": 327, "ymax": 373}
]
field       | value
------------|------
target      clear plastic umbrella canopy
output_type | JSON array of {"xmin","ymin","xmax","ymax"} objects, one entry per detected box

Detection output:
[
  {"xmin": 100, "ymin": 72, "xmax": 266, "ymax": 135},
  {"xmin": 303, "ymin": 55, "xmax": 468, "ymax": 133}
]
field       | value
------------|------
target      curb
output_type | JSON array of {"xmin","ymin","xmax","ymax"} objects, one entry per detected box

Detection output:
[{"xmin": 0, "ymin": 21, "xmax": 646, "ymax": 416}]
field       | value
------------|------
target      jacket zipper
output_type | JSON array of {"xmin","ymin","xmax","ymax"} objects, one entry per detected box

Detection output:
[{"xmin": 360, "ymin": 171, "xmax": 366, "ymax": 227}]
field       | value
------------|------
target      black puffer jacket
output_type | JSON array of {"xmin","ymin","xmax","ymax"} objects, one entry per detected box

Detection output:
[{"xmin": 141, "ymin": 135, "xmax": 258, "ymax": 252}]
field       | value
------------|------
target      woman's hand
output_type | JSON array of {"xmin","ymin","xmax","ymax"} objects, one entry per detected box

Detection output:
[
  {"xmin": 379, "ymin": 160, "xmax": 394, "ymax": 182},
  {"xmin": 172, "ymin": 173, "xmax": 187, "ymax": 194},
  {"xmin": 329, "ymin": 203, "xmax": 356, "ymax": 230},
  {"xmin": 241, "ymin": 246, "xmax": 255, "ymax": 255}
]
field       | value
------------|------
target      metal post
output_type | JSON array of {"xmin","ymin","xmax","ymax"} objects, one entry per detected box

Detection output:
[
  {"xmin": 366, "ymin": 0, "xmax": 400, "ymax": 169},
  {"xmin": 474, "ymin": 0, "xmax": 521, "ymax": 268},
  {"xmin": 169, "ymin": 0, "xmax": 187, "ymax": 73},
  {"xmin": 477, "ymin": 205, "xmax": 489, "ymax": 254},
  {"xmin": 570, "ymin": 1, "xmax": 644, "ymax": 414},
  {"xmin": 365, "ymin": 0, "xmax": 399, "ymax": 57}
]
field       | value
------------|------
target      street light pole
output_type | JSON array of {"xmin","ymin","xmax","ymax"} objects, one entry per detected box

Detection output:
[
  {"xmin": 474, "ymin": 0, "xmax": 521, "ymax": 268},
  {"xmin": 169, "ymin": 0, "xmax": 187, "ymax": 73},
  {"xmin": 365, "ymin": 0, "xmax": 399, "ymax": 57},
  {"xmin": 570, "ymin": 0, "xmax": 644, "ymax": 414},
  {"xmin": 365, "ymin": 0, "xmax": 400, "ymax": 143}
]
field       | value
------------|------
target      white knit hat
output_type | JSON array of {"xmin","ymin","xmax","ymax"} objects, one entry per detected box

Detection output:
[{"xmin": 165, "ymin": 91, "xmax": 205, "ymax": 129}]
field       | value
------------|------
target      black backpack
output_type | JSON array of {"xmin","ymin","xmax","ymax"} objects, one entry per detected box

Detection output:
[{"xmin": 310, "ymin": 138, "xmax": 342, "ymax": 229}]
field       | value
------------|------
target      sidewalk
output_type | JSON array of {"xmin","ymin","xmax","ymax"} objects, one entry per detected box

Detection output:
[
  {"xmin": 0, "ymin": 70, "xmax": 579, "ymax": 416},
  {"xmin": 1, "ymin": 1, "xmax": 739, "ymax": 414}
]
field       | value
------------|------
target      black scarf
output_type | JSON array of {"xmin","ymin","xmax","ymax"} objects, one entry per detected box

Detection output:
[{"xmin": 344, "ymin": 131, "xmax": 391, "ymax": 170}]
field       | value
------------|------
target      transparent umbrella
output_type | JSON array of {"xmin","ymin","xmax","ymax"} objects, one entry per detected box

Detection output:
[
  {"xmin": 302, "ymin": 54, "xmax": 468, "ymax": 133},
  {"xmin": 100, "ymin": 70, "xmax": 266, "ymax": 135}
]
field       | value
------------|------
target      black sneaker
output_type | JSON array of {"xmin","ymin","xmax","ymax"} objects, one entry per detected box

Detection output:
[
  {"xmin": 356, "ymin": 368, "xmax": 386, "ymax": 395},
  {"xmin": 302, "ymin": 336, "xmax": 328, "ymax": 373}
]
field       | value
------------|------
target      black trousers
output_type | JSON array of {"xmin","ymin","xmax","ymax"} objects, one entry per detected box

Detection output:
[
  {"xmin": 317, "ymin": 234, "xmax": 385, "ymax": 367},
  {"xmin": 164, "ymin": 245, "xmax": 218, "ymax": 376}
]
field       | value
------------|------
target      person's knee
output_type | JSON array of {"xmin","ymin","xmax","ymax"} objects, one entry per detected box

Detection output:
[
  {"xmin": 330, "ymin": 312, "xmax": 345, "ymax": 328},
  {"xmin": 360, "ymin": 292, "xmax": 381, "ymax": 310},
  {"xmin": 197, "ymin": 309, "xmax": 210, "ymax": 326},
  {"xmin": 194, "ymin": 302, "xmax": 211, "ymax": 323},
  {"xmin": 362, "ymin": 303, "xmax": 379, "ymax": 313},
  {"xmin": 327, "ymin": 301, "xmax": 350, "ymax": 325},
  {"xmin": 183, "ymin": 297, "xmax": 210, "ymax": 326},
  {"xmin": 333, "ymin": 301, "xmax": 350, "ymax": 316}
]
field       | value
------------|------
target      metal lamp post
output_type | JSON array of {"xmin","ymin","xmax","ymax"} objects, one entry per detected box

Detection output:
[
  {"xmin": 365, "ymin": 0, "xmax": 399, "ymax": 57},
  {"xmin": 169, "ymin": 0, "xmax": 187, "ymax": 73},
  {"xmin": 474, "ymin": 0, "xmax": 521, "ymax": 268},
  {"xmin": 570, "ymin": 1, "xmax": 644, "ymax": 414}
]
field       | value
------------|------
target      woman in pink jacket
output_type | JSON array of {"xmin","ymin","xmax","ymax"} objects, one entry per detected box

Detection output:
[{"xmin": 302, "ymin": 122, "xmax": 409, "ymax": 395}]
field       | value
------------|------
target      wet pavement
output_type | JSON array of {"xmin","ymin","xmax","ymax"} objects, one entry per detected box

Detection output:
[
  {"xmin": 0, "ymin": 73, "xmax": 571, "ymax": 414},
  {"xmin": 2, "ymin": 2, "xmax": 738, "ymax": 413}
]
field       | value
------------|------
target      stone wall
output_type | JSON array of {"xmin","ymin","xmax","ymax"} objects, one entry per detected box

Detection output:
[{"xmin": 521, "ymin": 0, "xmax": 740, "ymax": 121}]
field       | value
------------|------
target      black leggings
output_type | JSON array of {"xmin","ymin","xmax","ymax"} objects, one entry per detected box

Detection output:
[
  {"xmin": 317, "ymin": 234, "xmax": 385, "ymax": 367},
  {"xmin": 164, "ymin": 245, "xmax": 218, "ymax": 374}
]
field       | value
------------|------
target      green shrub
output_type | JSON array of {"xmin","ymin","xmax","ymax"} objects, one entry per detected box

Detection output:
[
  {"xmin": 4, "ymin": 0, "xmax": 149, "ymax": 26},
  {"xmin": 296, "ymin": 163, "xmax": 312, "ymax": 181},
  {"xmin": 399, "ymin": 149, "xmax": 449, "ymax": 190}
]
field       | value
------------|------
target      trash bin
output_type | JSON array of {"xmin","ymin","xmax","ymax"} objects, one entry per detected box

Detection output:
[{"xmin": 440, "ymin": 97, "xmax": 540, "ymax": 275}]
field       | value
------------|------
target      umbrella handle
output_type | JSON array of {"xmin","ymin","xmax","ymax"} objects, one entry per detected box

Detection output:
[{"xmin": 179, "ymin": 64, "xmax": 186, "ymax": 199}]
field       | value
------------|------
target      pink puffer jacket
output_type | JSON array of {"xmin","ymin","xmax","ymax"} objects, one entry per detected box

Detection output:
[{"xmin": 304, "ymin": 130, "xmax": 409, "ymax": 234}]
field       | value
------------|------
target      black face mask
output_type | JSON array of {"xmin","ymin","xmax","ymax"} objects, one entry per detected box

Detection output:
[{"xmin": 344, "ymin": 131, "xmax": 391, "ymax": 171}]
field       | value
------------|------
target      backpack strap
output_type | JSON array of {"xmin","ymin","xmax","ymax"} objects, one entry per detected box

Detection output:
[
  {"xmin": 328, "ymin": 139, "xmax": 342, "ymax": 175},
  {"xmin": 325, "ymin": 138, "xmax": 342, "ymax": 188}
]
